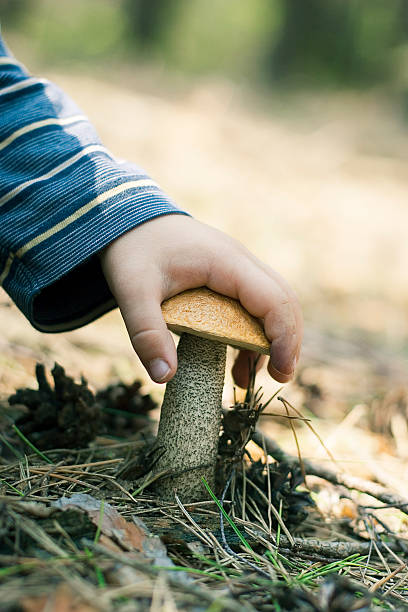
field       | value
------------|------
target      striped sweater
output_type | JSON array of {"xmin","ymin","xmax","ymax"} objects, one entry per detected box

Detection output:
[{"xmin": 0, "ymin": 34, "xmax": 187, "ymax": 332}]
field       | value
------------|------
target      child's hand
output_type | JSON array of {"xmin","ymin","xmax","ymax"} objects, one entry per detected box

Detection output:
[{"xmin": 99, "ymin": 215, "xmax": 303, "ymax": 387}]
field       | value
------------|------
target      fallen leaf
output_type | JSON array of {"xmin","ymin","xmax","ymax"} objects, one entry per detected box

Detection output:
[
  {"xmin": 52, "ymin": 493, "xmax": 148, "ymax": 552},
  {"xmin": 21, "ymin": 583, "xmax": 96, "ymax": 612},
  {"xmin": 51, "ymin": 493, "xmax": 189, "ymax": 582}
]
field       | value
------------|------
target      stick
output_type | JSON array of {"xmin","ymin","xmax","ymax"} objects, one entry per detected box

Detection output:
[{"xmin": 252, "ymin": 430, "xmax": 408, "ymax": 514}]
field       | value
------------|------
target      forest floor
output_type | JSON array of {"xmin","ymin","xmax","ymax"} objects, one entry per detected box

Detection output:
[{"xmin": 2, "ymin": 61, "xmax": 408, "ymax": 610}]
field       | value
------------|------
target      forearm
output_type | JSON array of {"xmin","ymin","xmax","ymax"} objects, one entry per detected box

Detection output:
[{"xmin": 0, "ymin": 35, "xmax": 188, "ymax": 331}]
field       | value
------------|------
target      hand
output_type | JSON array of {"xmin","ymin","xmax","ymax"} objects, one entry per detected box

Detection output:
[{"xmin": 99, "ymin": 214, "xmax": 303, "ymax": 387}]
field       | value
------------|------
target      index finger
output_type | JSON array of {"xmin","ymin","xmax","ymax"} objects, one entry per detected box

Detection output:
[{"xmin": 206, "ymin": 245, "xmax": 302, "ymax": 382}]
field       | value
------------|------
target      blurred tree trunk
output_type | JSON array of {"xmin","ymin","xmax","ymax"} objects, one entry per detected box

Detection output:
[
  {"xmin": 269, "ymin": 0, "xmax": 359, "ymax": 84},
  {"xmin": 397, "ymin": 0, "xmax": 408, "ymax": 39},
  {"xmin": 122, "ymin": 0, "xmax": 181, "ymax": 48},
  {"xmin": 0, "ymin": 0, "xmax": 28, "ymax": 25}
]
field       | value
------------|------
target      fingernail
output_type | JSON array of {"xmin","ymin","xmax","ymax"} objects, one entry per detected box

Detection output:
[
  {"xmin": 148, "ymin": 358, "xmax": 171, "ymax": 383},
  {"xmin": 271, "ymin": 346, "xmax": 294, "ymax": 376}
]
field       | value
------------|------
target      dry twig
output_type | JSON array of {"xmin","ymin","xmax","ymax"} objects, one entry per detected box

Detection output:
[{"xmin": 252, "ymin": 430, "xmax": 408, "ymax": 514}]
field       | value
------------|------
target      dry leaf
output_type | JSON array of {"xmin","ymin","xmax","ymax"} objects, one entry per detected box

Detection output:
[
  {"xmin": 333, "ymin": 498, "xmax": 358, "ymax": 520},
  {"xmin": 52, "ymin": 493, "xmax": 146, "ymax": 551},
  {"xmin": 21, "ymin": 583, "xmax": 96, "ymax": 612},
  {"xmin": 52, "ymin": 493, "xmax": 186, "ymax": 579}
]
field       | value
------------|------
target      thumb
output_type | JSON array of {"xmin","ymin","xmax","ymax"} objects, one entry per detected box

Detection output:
[{"xmin": 116, "ymin": 285, "xmax": 177, "ymax": 384}]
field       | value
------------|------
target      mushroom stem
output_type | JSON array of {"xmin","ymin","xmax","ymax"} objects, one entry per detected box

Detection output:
[{"xmin": 152, "ymin": 332, "xmax": 226, "ymax": 502}]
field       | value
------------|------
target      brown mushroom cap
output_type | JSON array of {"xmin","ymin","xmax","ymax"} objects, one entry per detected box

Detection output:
[{"xmin": 162, "ymin": 287, "xmax": 270, "ymax": 354}]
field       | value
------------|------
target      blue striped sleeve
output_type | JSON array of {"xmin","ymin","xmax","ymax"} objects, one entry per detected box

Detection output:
[{"xmin": 0, "ymin": 34, "xmax": 189, "ymax": 332}]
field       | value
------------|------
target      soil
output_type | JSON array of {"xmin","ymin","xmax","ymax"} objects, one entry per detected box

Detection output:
[
  {"xmin": 1, "ymin": 49, "xmax": 408, "ymax": 608},
  {"xmin": 0, "ymin": 363, "xmax": 407, "ymax": 610}
]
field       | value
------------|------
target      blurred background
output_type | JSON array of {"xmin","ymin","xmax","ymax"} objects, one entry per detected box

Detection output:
[{"xmin": 2, "ymin": 0, "xmax": 408, "ymax": 486}]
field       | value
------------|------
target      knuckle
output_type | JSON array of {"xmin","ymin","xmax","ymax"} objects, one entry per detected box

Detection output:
[{"xmin": 130, "ymin": 327, "xmax": 163, "ymax": 349}]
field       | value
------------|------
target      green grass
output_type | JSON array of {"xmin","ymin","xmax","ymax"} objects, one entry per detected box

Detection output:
[
  {"xmin": 151, "ymin": 565, "xmax": 226, "ymax": 581},
  {"xmin": 0, "ymin": 478, "xmax": 24, "ymax": 496},
  {"xmin": 84, "ymin": 547, "xmax": 107, "ymax": 588},
  {"xmin": 12, "ymin": 425, "xmax": 53, "ymax": 464},
  {"xmin": 93, "ymin": 500, "xmax": 105, "ymax": 544},
  {"xmin": 192, "ymin": 553, "xmax": 241, "ymax": 577},
  {"xmin": 295, "ymin": 553, "xmax": 368, "ymax": 586},
  {"xmin": 0, "ymin": 433, "xmax": 23, "ymax": 460},
  {"xmin": 202, "ymin": 477, "xmax": 255, "ymax": 554}
]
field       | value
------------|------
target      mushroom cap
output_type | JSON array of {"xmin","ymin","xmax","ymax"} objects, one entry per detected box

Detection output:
[{"xmin": 161, "ymin": 287, "xmax": 270, "ymax": 354}]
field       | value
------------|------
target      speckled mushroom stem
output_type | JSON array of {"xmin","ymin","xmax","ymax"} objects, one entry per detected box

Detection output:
[{"xmin": 152, "ymin": 332, "xmax": 226, "ymax": 502}]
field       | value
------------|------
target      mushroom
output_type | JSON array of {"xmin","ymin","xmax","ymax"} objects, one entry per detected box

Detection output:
[{"xmin": 151, "ymin": 287, "xmax": 270, "ymax": 502}]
